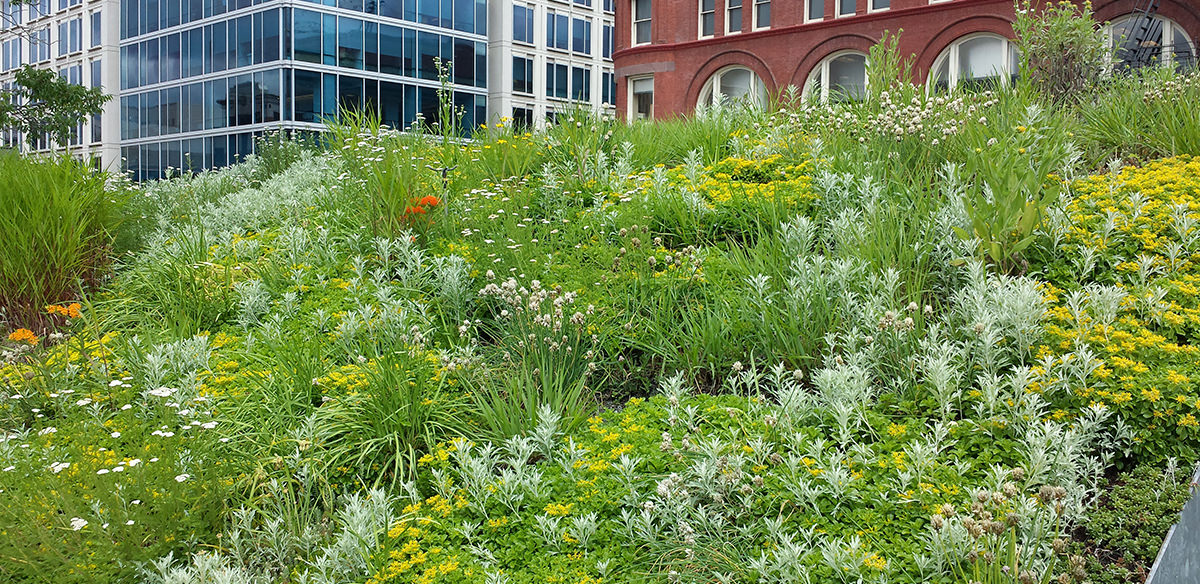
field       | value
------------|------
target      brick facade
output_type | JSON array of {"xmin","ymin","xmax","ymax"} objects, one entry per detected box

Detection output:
[{"xmin": 613, "ymin": 0, "xmax": 1200, "ymax": 119}]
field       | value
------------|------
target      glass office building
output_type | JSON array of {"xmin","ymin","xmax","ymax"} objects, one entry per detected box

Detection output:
[{"xmin": 118, "ymin": 0, "xmax": 488, "ymax": 180}]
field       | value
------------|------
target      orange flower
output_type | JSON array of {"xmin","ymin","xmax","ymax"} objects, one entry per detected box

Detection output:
[
  {"xmin": 406, "ymin": 206, "xmax": 427, "ymax": 215},
  {"xmin": 419, "ymin": 195, "xmax": 441, "ymax": 207},
  {"xmin": 7, "ymin": 328, "xmax": 39, "ymax": 345},
  {"xmin": 45, "ymin": 303, "xmax": 82, "ymax": 318}
]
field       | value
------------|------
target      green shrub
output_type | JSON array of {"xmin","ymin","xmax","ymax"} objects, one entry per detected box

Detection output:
[
  {"xmin": 1081, "ymin": 70, "xmax": 1200, "ymax": 163},
  {"xmin": 954, "ymin": 100, "xmax": 1073, "ymax": 273},
  {"xmin": 315, "ymin": 351, "xmax": 468, "ymax": 488},
  {"xmin": 0, "ymin": 151, "xmax": 124, "ymax": 330},
  {"xmin": 1011, "ymin": 0, "xmax": 1108, "ymax": 104}
]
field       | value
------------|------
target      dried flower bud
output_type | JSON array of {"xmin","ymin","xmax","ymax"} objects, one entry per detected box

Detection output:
[
  {"xmin": 1011, "ymin": 467, "xmax": 1026, "ymax": 481},
  {"xmin": 976, "ymin": 489, "xmax": 990, "ymax": 503},
  {"xmin": 1052, "ymin": 538, "xmax": 1067, "ymax": 555},
  {"xmin": 1039, "ymin": 485, "xmax": 1055, "ymax": 503},
  {"xmin": 931, "ymin": 515, "xmax": 945, "ymax": 530},
  {"xmin": 941, "ymin": 503, "xmax": 956, "ymax": 517}
]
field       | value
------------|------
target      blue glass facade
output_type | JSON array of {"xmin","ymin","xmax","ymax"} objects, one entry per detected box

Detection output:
[{"xmin": 119, "ymin": 0, "xmax": 487, "ymax": 180}]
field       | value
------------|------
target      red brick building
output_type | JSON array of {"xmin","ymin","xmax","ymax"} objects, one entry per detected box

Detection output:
[{"xmin": 613, "ymin": 0, "xmax": 1200, "ymax": 120}]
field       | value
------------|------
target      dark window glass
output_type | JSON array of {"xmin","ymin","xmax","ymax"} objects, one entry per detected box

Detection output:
[
  {"xmin": 294, "ymin": 10, "xmax": 321, "ymax": 63},
  {"xmin": 253, "ymin": 11, "xmax": 264, "ymax": 63},
  {"xmin": 121, "ymin": 95, "xmax": 138, "ymax": 139},
  {"xmin": 235, "ymin": 73, "xmax": 253, "ymax": 125},
  {"xmin": 263, "ymin": 70, "xmax": 281, "ymax": 122},
  {"xmin": 339, "ymin": 0, "xmax": 363, "ymax": 11},
  {"xmin": 453, "ymin": 90, "xmax": 471, "ymax": 130},
  {"xmin": 513, "ymin": 5, "xmax": 532, "ymax": 44},
  {"xmin": 417, "ymin": 0, "xmax": 437, "ymax": 26},
  {"xmin": 122, "ymin": 146, "xmax": 139, "ymax": 180},
  {"xmin": 379, "ymin": 0, "xmax": 402, "ymax": 19},
  {"xmin": 141, "ymin": 142, "xmax": 160, "ymax": 181},
  {"xmin": 475, "ymin": 42, "xmax": 486, "ymax": 89},
  {"xmin": 573, "ymin": 18, "xmax": 590, "ymax": 54},
  {"xmin": 453, "ymin": 0, "xmax": 473, "ymax": 33},
  {"xmin": 235, "ymin": 15, "xmax": 251, "ymax": 68},
  {"xmin": 185, "ymin": 82, "xmax": 204, "ymax": 132},
  {"xmin": 187, "ymin": 28, "xmax": 203, "ymax": 76},
  {"xmin": 208, "ymin": 77, "xmax": 227, "ymax": 128},
  {"xmin": 339, "ymin": 75, "xmax": 364, "ymax": 113},
  {"xmin": 184, "ymin": 138, "xmax": 205, "ymax": 172},
  {"xmin": 323, "ymin": 73, "xmax": 337, "ymax": 117},
  {"xmin": 452, "ymin": 37, "xmax": 473, "ymax": 85},
  {"xmin": 163, "ymin": 33, "xmax": 180, "ymax": 82},
  {"xmin": 379, "ymin": 24, "xmax": 402, "ymax": 74},
  {"xmin": 512, "ymin": 56, "xmax": 532, "ymax": 93},
  {"xmin": 163, "ymin": 86, "xmax": 181, "ymax": 134},
  {"xmin": 403, "ymin": 84, "xmax": 416, "ymax": 127},
  {"xmin": 475, "ymin": 0, "xmax": 485, "ymax": 34},
  {"xmin": 166, "ymin": 0, "xmax": 180, "ymax": 28},
  {"xmin": 90, "ymin": 11, "xmax": 101, "ymax": 48},
  {"xmin": 417, "ymin": 30, "xmax": 438, "ymax": 80},
  {"xmin": 572, "ymin": 66, "xmax": 589, "ymax": 101},
  {"xmin": 556, "ymin": 14, "xmax": 569, "ymax": 49},
  {"xmin": 402, "ymin": 27, "xmax": 416, "ymax": 77},
  {"xmin": 418, "ymin": 84, "xmax": 437, "ymax": 128},
  {"xmin": 213, "ymin": 0, "xmax": 226, "ymax": 17},
  {"xmin": 120, "ymin": 44, "xmax": 137, "ymax": 90},
  {"xmin": 379, "ymin": 80, "xmax": 403, "ymax": 127},
  {"xmin": 211, "ymin": 21, "xmax": 227, "ymax": 72},
  {"xmin": 142, "ymin": 39, "xmax": 159, "ymax": 85},
  {"xmin": 364, "ymin": 77, "xmax": 378, "ymax": 115},
  {"xmin": 294, "ymin": 69, "xmax": 322, "ymax": 122},
  {"xmin": 211, "ymin": 135, "xmax": 228, "ymax": 168},
  {"xmin": 322, "ymin": 13, "xmax": 336, "ymax": 65},
  {"xmin": 364, "ymin": 22, "xmax": 377, "ymax": 71},
  {"xmin": 338, "ymin": 16, "xmax": 362, "ymax": 69},
  {"xmin": 140, "ymin": 0, "xmax": 156, "ymax": 35},
  {"xmin": 164, "ymin": 140, "xmax": 182, "ymax": 175},
  {"xmin": 142, "ymin": 90, "xmax": 160, "ymax": 136},
  {"xmin": 188, "ymin": 0, "xmax": 203, "ymax": 23},
  {"xmin": 512, "ymin": 106, "xmax": 532, "ymax": 130},
  {"xmin": 283, "ymin": 69, "xmax": 292, "ymax": 120}
]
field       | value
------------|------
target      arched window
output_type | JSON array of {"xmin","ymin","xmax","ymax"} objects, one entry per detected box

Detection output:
[
  {"xmin": 803, "ymin": 51, "xmax": 868, "ymax": 102},
  {"xmin": 1108, "ymin": 14, "xmax": 1195, "ymax": 72},
  {"xmin": 929, "ymin": 33, "xmax": 1018, "ymax": 92},
  {"xmin": 697, "ymin": 66, "xmax": 767, "ymax": 109}
]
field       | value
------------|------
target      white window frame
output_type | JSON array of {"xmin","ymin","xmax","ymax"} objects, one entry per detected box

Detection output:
[
  {"xmin": 927, "ymin": 33, "xmax": 1018, "ymax": 93},
  {"xmin": 753, "ymin": 0, "xmax": 770, "ymax": 30},
  {"xmin": 699, "ymin": 0, "xmax": 715, "ymax": 39},
  {"xmin": 868, "ymin": 0, "xmax": 889, "ymax": 13},
  {"xmin": 697, "ymin": 66, "xmax": 767, "ymax": 109},
  {"xmin": 836, "ymin": 0, "xmax": 856, "ymax": 18},
  {"xmin": 805, "ymin": 0, "xmax": 823, "ymax": 23},
  {"xmin": 726, "ymin": 0, "xmax": 742, "ymax": 35},
  {"xmin": 632, "ymin": 0, "xmax": 651, "ymax": 46},
  {"xmin": 628, "ymin": 74, "xmax": 654, "ymax": 120},
  {"xmin": 803, "ymin": 50, "xmax": 868, "ymax": 102}
]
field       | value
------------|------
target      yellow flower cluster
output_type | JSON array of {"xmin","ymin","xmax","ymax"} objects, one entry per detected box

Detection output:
[{"xmin": 1035, "ymin": 156, "xmax": 1200, "ymax": 448}]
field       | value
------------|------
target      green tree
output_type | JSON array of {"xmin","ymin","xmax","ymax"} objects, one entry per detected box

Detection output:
[{"xmin": 0, "ymin": 65, "xmax": 111, "ymax": 149}]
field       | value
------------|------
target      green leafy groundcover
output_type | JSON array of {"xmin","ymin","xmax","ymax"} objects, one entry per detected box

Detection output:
[{"xmin": 4, "ymin": 76, "xmax": 1200, "ymax": 584}]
